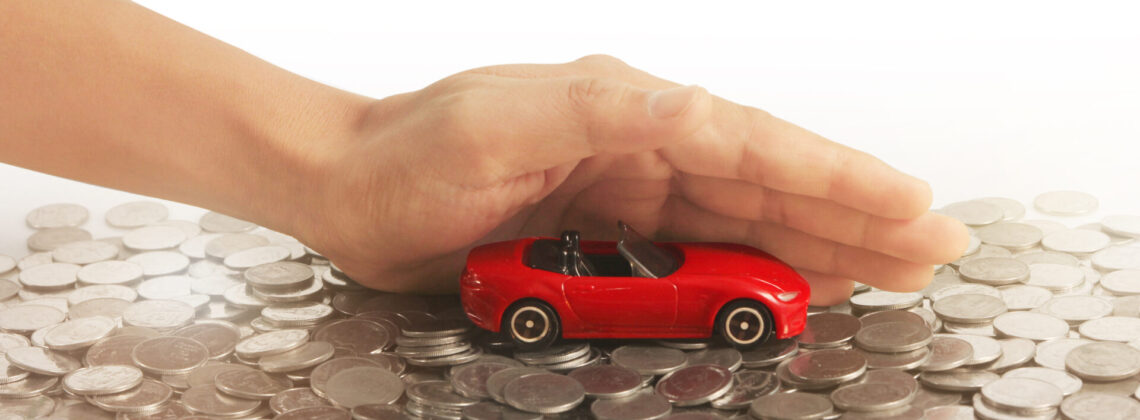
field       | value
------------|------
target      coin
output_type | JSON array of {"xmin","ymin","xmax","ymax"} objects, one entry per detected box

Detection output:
[
  {"xmin": 0, "ymin": 304, "xmax": 66, "ymax": 334},
  {"xmin": 921, "ymin": 335, "xmax": 973, "ymax": 372},
  {"xmin": 312, "ymin": 318, "xmax": 391, "ymax": 355},
  {"xmin": 849, "ymin": 291, "xmax": 922, "ymax": 312},
  {"xmin": 450, "ymin": 361, "xmax": 515, "ymax": 399},
  {"xmin": 1003, "ymin": 367, "xmax": 1081, "ymax": 396},
  {"xmin": 88, "ymin": 378, "xmax": 173, "ymax": 413},
  {"xmin": 749, "ymin": 392, "xmax": 833, "ymax": 420},
  {"xmin": 591, "ymin": 388, "xmax": 672, "ymax": 420},
  {"xmin": 214, "ymin": 367, "xmax": 293, "ymax": 399},
  {"xmin": 26, "ymin": 203, "xmax": 89, "ymax": 229},
  {"xmin": 958, "ymin": 258, "xmax": 1030, "ymax": 286},
  {"xmin": 787, "ymin": 348, "xmax": 866, "ymax": 385},
  {"xmin": 486, "ymin": 367, "xmax": 547, "ymax": 404},
  {"xmin": 830, "ymin": 370, "xmax": 916, "ymax": 412},
  {"xmin": 461, "ymin": 401, "xmax": 542, "ymax": 420},
  {"xmin": 106, "ymin": 201, "xmax": 169, "ymax": 228},
  {"xmin": 244, "ymin": 261, "xmax": 314, "ymax": 291},
  {"xmin": 932, "ymin": 293, "xmax": 1007, "ymax": 324},
  {"xmin": 919, "ymin": 370, "xmax": 999, "ymax": 392},
  {"xmin": 976, "ymin": 222, "xmax": 1042, "ymax": 250},
  {"xmin": 4, "ymin": 346, "xmax": 81, "ymax": 375},
  {"xmin": 199, "ymin": 212, "xmax": 257, "ymax": 233},
  {"xmin": 502, "ymin": 372, "xmax": 585, "ymax": 414},
  {"xmin": 610, "ymin": 345, "xmax": 687, "ymax": 375},
  {"xmin": 258, "ymin": 341, "xmax": 335, "ymax": 372},
  {"xmin": 1078, "ymin": 316, "xmax": 1140, "ymax": 342},
  {"xmin": 44, "ymin": 315, "xmax": 117, "ymax": 350},
  {"xmin": 122, "ymin": 299, "xmax": 195, "ymax": 330},
  {"xmin": 1059, "ymin": 392, "xmax": 1140, "ymax": 420},
  {"xmin": 992, "ymin": 311, "xmax": 1069, "ymax": 341},
  {"xmin": 131, "ymin": 336, "xmax": 210, "ymax": 375},
  {"xmin": 1066, "ymin": 342, "xmax": 1140, "ymax": 381},
  {"xmin": 170, "ymin": 321, "xmax": 241, "ymax": 360},
  {"xmin": 27, "ymin": 227, "xmax": 92, "ymax": 252},
  {"xmin": 62, "ymin": 365, "xmax": 144, "ymax": 395},
  {"xmin": 180, "ymin": 384, "xmax": 262, "ymax": 417},
  {"xmin": 709, "ymin": 370, "xmax": 778, "ymax": 410},
  {"xmin": 854, "ymin": 321, "xmax": 932, "ymax": 352},
  {"xmin": 740, "ymin": 337, "xmax": 797, "ymax": 368},
  {"xmin": 324, "ymin": 366, "xmax": 405, "ymax": 408},
  {"xmin": 654, "ymin": 364, "xmax": 733, "ymax": 406},
  {"xmin": 269, "ymin": 387, "xmax": 332, "ymax": 415},
  {"xmin": 1034, "ymin": 191, "xmax": 1098, "ymax": 216},
  {"xmin": 941, "ymin": 201, "xmax": 1004, "ymax": 226},
  {"xmin": 1042, "ymin": 229, "xmax": 1111, "ymax": 255},
  {"xmin": 235, "ymin": 328, "xmax": 309, "ymax": 358},
  {"xmin": 797, "ymin": 313, "xmax": 861, "ymax": 348}
]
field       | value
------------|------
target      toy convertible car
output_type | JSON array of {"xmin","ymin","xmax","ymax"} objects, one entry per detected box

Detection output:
[{"xmin": 459, "ymin": 222, "xmax": 809, "ymax": 350}]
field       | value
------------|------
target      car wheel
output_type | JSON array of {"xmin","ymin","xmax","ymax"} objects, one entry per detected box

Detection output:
[
  {"xmin": 716, "ymin": 300, "xmax": 773, "ymax": 349},
  {"xmin": 502, "ymin": 300, "xmax": 560, "ymax": 350}
]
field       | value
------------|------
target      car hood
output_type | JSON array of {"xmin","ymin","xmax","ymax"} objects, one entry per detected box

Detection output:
[{"xmin": 671, "ymin": 242, "xmax": 807, "ymax": 288}]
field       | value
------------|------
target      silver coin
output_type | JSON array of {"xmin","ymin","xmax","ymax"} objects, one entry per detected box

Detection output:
[
  {"xmin": 259, "ymin": 341, "xmax": 335, "ymax": 373},
  {"xmin": 199, "ymin": 212, "xmax": 258, "ymax": 233},
  {"xmin": 88, "ymin": 378, "xmax": 173, "ymax": 413},
  {"xmin": 1101, "ymin": 270, "xmax": 1140, "ymax": 295},
  {"xmin": 858, "ymin": 346, "xmax": 930, "ymax": 370},
  {"xmin": 920, "ymin": 405, "xmax": 974, "ymax": 420},
  {"xmin": 997, "ymin": 284, "xmax": 1052, "ymax": 310},
  {"xmin": 976, "ymin": 197, "xmax": 1025, "ymax": 221},
  {"xmin": 406, "ymin": 379, "xmax": 480, "ymax": 410},
  {"xmin": 0, "ymin": 304, "xmax": 66, "ymax": 334},
  {"xmin": 921, "ymin": 335, "xmax": 973, "ymax": 372},
  {"xmin": 829, "ymin": 369, "xmax": 916, "ymax": 412},
  {"xmin": 748, "ymin": 391, "xmax": 834, "ymax": 420},
  {"xmin": 180, "ymin": 384, "xmax": 262, "ymax": 417},
  {"xmin": 450, "ymin": 361, "xmax": 515, "ymax": 399},
  {"xmin": 1034, "ymin": 191, "xmax": 1098, "ymax": 216},
  {"xmin": 919, "ymin": 370, "xmax": 999, "ymax": 392},
  {"xmin": 0, "ymin": 355, "xmax": 29, "ymax": 385},
  {"xmin": 244, "ymin": 261, "xmax": 314, "ymax": 291},
  {"xmin": 214, "ymin": 367, "xmax": 293, "ymax": 399},
  {"xmin": 43, "ymin": 315, "xmax": 116, "ymax": 351},
  {"xmin": 941, "ymin": 201, "xmax": 1004, "ymax": 226},
  {"xmin": 51, "ymin": 240, "xmax": 119, "ymax": 264},
  {"xmin": 1015, "ymin": 250, "xmax": 1080, "ymax": 267},
  {"xmin": 797, "ymin": 313, "xmax": 861, "ymax": 348},
  {"xmin": 709, "ymin": 370, "xmax": 779, "ymax": 410},
  {"xmin": 958, "ymin": 258, "xmax": 1029, "ymax": 286},
  {"xmin": 979, "ymin": 377, "xmax": 1062, "ymax": 415},
  {"xmin": 1091, "ymin": 246, "xmax": 1140, "ymax": 271},
  {"xmin": 654, "ymin": 364, "xmax": 733, "ymax": 406},
  {"xmin": 1036, "ymin": 295, "xmax": 1113, "ymax": 324},
  {"xmin": 18, "ymin": 262, "xmax": 80, "ymax": 290},
  {"xmin": 683, "ymin": 348, "xmax": 743, "ymax": 372},
  {"xmin": 591, "ymin": 388, "xmax": 672, "ymax": 420},
  {"xmin": 308, "ymin": 357, "xmax": 383, "ymax": 398},
  {"xmin": 976, "ymin": 222, "xmax": 1042, "ymax": 250},
  {"xmin": 932, "ymin": 293, "xmax": 1007, "ymax": 324},
  {"xmin": 324, "ymin": 366, "xmax": 404, "ymax": 408},
  {"xmin": 849, "ymin": 291, "xmax": 922, "ymax": 312},
  {"xmin": 269, "ymin": 387, "xmax": 332, "ymax": 415},
  {"xmin": 787, "ymin": 348, "xmax": 866, "ymax": 385},
  {"xmin": 1101, "ymin": 214, "xmax": 1140, "ymax": 238},
  {"xmin": 502, "ymin": 372, "xmax": 585, "ymax": 414},
  {"xmin": 1034, "ymin": 338, "xmax": 1094, "ymax": 371},
  {"xmin": 992, "ymin": 311, "xmax": 1069, "ymax": 341},
  {"xmin": 1078, "ymin": 316, "xmax": 1140, "ymax": 342},
  {"xmin": 1025, "ymin": 263, "xmax": 1085, "ymax": 291},
  {"xmin": 611, "ymin": 345, "xmax": 687, "ymax": 375},
  {"xmin": 261, "ymin": 301, "xmax": 335, "ymax": 326},
  {"xmin": 234, "ymin": 328, "xmax": 309, "ymax": 358},
  {"xmin": 1003, "ymin": 367, "xmax": 1081, "ymax": 396},
  {"xmin": 204, "ymin": 233, "xmax": 270, "ymax": 260},
  {"xmin": 62, "ymin": 365, "xmax": 144, "ymax": 395},
  {"xmin": 27, "ymin": 227, "xmax": 92, "ymax": 252},
  {"xmin": 486, "ymin": 367, "xmax": 546, "ymax": 404},
  {"xmin": 0, "ymin": 374, "xmax": 58, "ymax": 398},
  {"xmin": 170, "ymin": 321, "xmax": 242, "ymax": 360},
  {"xmin": 461, "ymin": 401, "xmax": 543, "ymax": 420},
  {"xmin": 122, "ymin": 299, "xmax": 194, "ymax": 330},
  {"xmin": 26, "ymin": 203, "xmax": 89, "ymax": 229},
  {"xmin": 971, "ymin": 392, "xmax": 1054, "ymax": 420},
  {"xmin": 1060, "ymin": 392, "xmax": 1140, "ymax": 420},
  {"xmin": 122, "ymin": 226, "xmax": 187, "ymax": 251},
  {"xmin": 930, "ymin": 283, "xmax": 1001, "ymax": 302},
  {"xmin": 1042, "ymin": 229, "xmax": 1111, "ymax": 255},
  {"xmin": 988, "ymin": 338, "xmax": 1036, "ymax": 372},
  {"xmin": 922, "ymin": 270, "xmax": 966, "ymax": 299},
  {"xmin": 223, "ymin": 245, "xmax": 291, "ymax": 270},
  {"xmin": 106, "ymin": 201, "xmax": 169, "ymax": 228},
  {"xmin": 77, "ymin": 260, "xmax": 145, "ymax": 286},
  {"xmin": 942, "ymin": 334, "xmax": 1002, "ymax": 365},
  {"xmin": 125, "ymin": 251, "xmax": 190, "ymax": 277},
  {"xmin": 740, "ymin": 337, "xmax": 797, "ymax": 368},
  {"xmin": 135, "ymin": 275, "xmax": 192, "ymax": 300},
  {"xmin": 272, "ymin": 406, "xmax": 351, "ymax": 420},
  {"xmin": 1066, "ymin": 342, "xmax": 1140, "ymax": 381},
  {"xmin": 853, "ymin": 321, "xmax": 932, "ymax": 353},
  {"xmin": 4, "ymin": 346, "xmax": 80, "ymax": 376},
  {"xmin": 131, "ymin": 336, "xmax": 209, "ymax": 375}
]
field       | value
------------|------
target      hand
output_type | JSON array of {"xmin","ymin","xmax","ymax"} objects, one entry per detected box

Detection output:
[{"xmin": 296, "ymin": 55, "xmax": 969, "ymax": 305}]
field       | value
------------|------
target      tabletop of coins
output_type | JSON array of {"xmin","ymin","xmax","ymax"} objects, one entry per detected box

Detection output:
[{"xmin": 2, "ymin": 194, "xmax": 1140, "ymax": 419}]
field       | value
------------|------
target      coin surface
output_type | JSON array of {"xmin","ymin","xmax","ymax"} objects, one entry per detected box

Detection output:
[
  {"xmin": 4, "ymin": 346, "xmax": 81, "ymax": 375},
  {"xmin": 26, "ymin": 203, "xmax": 89, "ymax": 229},
  {"xmin": 88, "ymin": 378, "xmax": 173, "ymax": 413},
  {"xmin": 797, "ymin": 313, "xmax": 862, "ymax": 348},
  {"xmin": 749, "ymin": 392, "xmax": 833, "ymax": 420},
  {"xmin": 1066, "ymin": 342, "xmax": 1140, "ymax": 381},
  {"xmin": 323, "ymin": 366, "xmax": 405, "ymax": 408},
  {"xmin": 43, "ymin": 315, "xmax": 117, "ymax": 350},
  {"xmin": 62, "ymin": 365, "xmax": 144, "ymax": 395},
  {"xmin": 610, "ymin": 345, "xmax": 687, "ymax": 375},
  {"xmin": 654, "ymin": 364, "xmax": 733, "ymax": 406},
  {"xmin": 591, "ymin": 388, "xmax": 672, "ymax": 420},
  {"xmin": 131, "ymin": 336, "xmax": 210, "ymax": 375}
]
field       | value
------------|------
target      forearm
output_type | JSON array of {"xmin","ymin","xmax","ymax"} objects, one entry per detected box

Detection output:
[{"xmin": 0, "ymin": 0, "xmax": 369, "ymax": 232}]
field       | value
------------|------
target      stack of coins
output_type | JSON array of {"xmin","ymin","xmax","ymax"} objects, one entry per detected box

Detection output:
[{"xmin": 3, "ymin": 193, "xmax": 1140, "ymax": 419}]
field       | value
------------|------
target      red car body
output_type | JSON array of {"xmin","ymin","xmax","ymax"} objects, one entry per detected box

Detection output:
[{"xmin": 460, "ymin": 236, "xmax": 810, "ymax": 341}]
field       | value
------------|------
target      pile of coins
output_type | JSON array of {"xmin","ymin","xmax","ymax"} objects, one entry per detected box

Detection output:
[{"xmin": 2, "ymin": 191, "xmax": 1140, "ymax": 419}]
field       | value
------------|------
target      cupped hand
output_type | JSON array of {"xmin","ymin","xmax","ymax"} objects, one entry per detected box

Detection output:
[{"xmin": 297, "ymin": 55, "xmax": 970, "ymax": 305}]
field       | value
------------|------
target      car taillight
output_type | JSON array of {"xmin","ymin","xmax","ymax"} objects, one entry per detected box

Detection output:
[{"xmin": 777, "ymin": 291, "xmax": 800, "ymax": 302}]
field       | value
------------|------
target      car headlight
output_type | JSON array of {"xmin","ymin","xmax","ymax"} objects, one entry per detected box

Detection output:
[{"xmin": 776, "ymin": 291, "xmax": 800, "ymax": 302}]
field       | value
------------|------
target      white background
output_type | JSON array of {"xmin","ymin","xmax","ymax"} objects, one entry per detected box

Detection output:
[{"xmin": 2, "ymin": 1, "xmax": 1138, "ymax": 259}]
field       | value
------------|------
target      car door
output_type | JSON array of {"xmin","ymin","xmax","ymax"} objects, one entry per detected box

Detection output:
[{"xmin": 563, "ymin": 275, "xmax": 677, "ymax": 331}]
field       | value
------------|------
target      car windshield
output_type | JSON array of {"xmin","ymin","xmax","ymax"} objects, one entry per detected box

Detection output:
[{"xmin": 616, "ymin": 222, "xmax": 680, "ymax": 278}]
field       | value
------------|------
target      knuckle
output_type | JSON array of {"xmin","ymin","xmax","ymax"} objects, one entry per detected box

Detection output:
[
  {"xmin": 566, "ymin": 77, "xmax": 628, "ymax": 112},
  {"xmin": 574, "ymin": 54, "xmax": 629, "ymax": 69}
]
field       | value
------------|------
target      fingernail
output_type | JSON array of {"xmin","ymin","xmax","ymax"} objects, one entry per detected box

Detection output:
[{"xmin": 648, "ymin": 85, "xmax": 700, "ymax": 118}]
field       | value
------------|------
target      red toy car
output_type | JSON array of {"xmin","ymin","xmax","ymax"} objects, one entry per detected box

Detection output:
[{"xmin": 460, "ymin": 222, "xmax": 810, "ymax": 350}]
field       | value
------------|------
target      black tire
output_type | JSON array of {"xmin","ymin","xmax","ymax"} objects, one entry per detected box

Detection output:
[
  {"xmin": 502, "ymin": 300, "xmax": 560, "ymax": 350},
  {"xmin": 715, "ymin": 300, "xmax": 774, "ymax": 349}
]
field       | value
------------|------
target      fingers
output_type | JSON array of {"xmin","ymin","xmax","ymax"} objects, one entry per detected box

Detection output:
[
  {"xmin": 663, "ymin": 196, "xmax": 935, "ymax": 293},
  {"xmin": 799, "ymin": 270, "xmax": 856, "ymax": 306},
  {"xmin": 452, "ymin": 76, "xmax": 712, "ymax": 180},
  {"xmin": 675, "ymin": 173, "xmax": 969, "ymax": 264}
]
